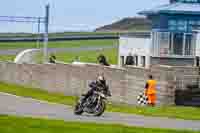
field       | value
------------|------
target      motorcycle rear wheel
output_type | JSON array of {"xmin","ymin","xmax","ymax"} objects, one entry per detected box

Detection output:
[{"xmin": 74, "ymin": 103, "xmax": 84, "ymax": 115}]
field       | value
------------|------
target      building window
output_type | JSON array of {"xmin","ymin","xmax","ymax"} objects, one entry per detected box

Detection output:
[
  {"xmin": 152, "ymin": 32, "xmax": 196, "ymax": 57},
  {"xmin": 173, "ymin": 33, "xmax": 184, "ymax": 55},
  {"xmin": 169, "ymin": 19, "xmax": 200, "ymax": 32},
  {"xmin": 196, "ymin": 57, "xmax": 200, "ymax": 67},
  {"xmin": 177, "ymin": 20, "xmax": 187, "ymax": 31},
  {"xmin": 168, "ymin": 20, "xmax": 187, "ymax": 31},
  {"xmin": 169, "ymin": 33, "xmax": 173, "ymax": 54},
  {"xmin": 135, "ymin": 56, "xmax": 138, "ymax": 66},
  {"xmin": 168, "ymin": 20, "xmax": 177, "ymax": 31},
  {"xmin": 158, "ymin": 32, "xmax": 170, "ymax": 56},
  {"xmin": 188, "ymin": 20, "xmax": 200, "ymax": 31},
  {"xmin": 120, "ymin": 56, "xmax": 125, "ymax": 66},
  {"xmin": 185, "ymin": 34, "xmax": 192, "ymax": 55},
  {"xmin": 141, "ymin": 56, "xmax": 146, "ymax": 67}
]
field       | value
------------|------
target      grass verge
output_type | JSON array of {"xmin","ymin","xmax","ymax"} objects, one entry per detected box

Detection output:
[
  {"xmin": 0, "ymin": 48, "xmax": 118, "ymax": 63},
  {"xmin": 0, "ymin": 39, "xmax": 117, "ymax": 49},
  {"xmin": 0, "ymin": 31, "xmax": 119, "ymax": 38},
  {"xmin": 0, "ymin": 55, "xmax": 15, "ymax": 62},
  {"xmin": 1, "ymin": 82, "xmax": 200, "ymax": 120},
  {"xmin": 0, "ymin": 82, "xmax": 76, "ymax": 106},
  {"xmin": 35, "ymin": 48, "xmax": 118, "ymax": 64},
  {"xmin": 0, "ymin": 115, "xmax": 198, "ymax": 133}
]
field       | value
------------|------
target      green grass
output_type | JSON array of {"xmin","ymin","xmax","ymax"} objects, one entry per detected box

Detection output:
[
  {"xmin": 0, "ymin": 82, "xmax": 76, "ymax": 106},
  {"xmin": 37, "ymin": 48, "xmax": 118, "ymax": 64},
  {"xmin": 48, "ymin": 31, "xmax": 119, "ymax": 37},
  {"xmin": 0, "ymin": 115, "xmax": 198, "ymax": 133},
  {"xmin": 54, "ymin": 48, "xmax": 118, "ymax": 64},
  {"xmin": 0, "ymin": 31, "xmax": 119, "ymax": 38},
  {"xmin": 0, "ymin": 39, "xmax": 117, "ymax": 49},
  {"xmin": 107, "ymin": 104, "xmax": 200, "ymax": 120},
  {"xmin": 0, "ymin": 39, "xmax": 118, "ymax": 62},
  {"xmin": 1, "ymin": 82, "xmax": 200, "ymax": 120},
  {"xmin": 0, "ymin": 48, "xmax": 118, "ymax": 64},
  {"xmin": 0, "ymin": 55, "xmax": 15, "ymax": 62}
]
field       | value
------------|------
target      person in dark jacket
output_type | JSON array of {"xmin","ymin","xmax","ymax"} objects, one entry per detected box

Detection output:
[
  {"xmin": 49, "ymin": 54, "xmax": 56, "ymax": 63},
  {"xmin": 81, "ymin": 75, "xmax": 110, "ymax": 104},
  {"xmin": 97, "ymin": 54, "xmax": 110, "ymax": 66},
  {"xmin": 125, "ymin": 52, "xmax": 134, "ymax": 65}
]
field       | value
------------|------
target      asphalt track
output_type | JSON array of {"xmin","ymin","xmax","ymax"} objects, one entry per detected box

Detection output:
[{"xmin": 0, "ymin": 92, "xmax": 200, "ymax": 131}]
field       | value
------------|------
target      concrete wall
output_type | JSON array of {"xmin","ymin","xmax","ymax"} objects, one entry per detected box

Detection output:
[
  {"xmin": 151, "ymin": 57, "xmax": 195, "ymax": 67},
  {"xmin": 171, "ymin": 66, "xmax": 200, "ymax": 91},
  {"xmin": 0, "ymin": 62, "xmax": 178, "ymax": 105},
  {"xmin": 125, "ymin": 66, "xmax": 175, "ymax": 105}
]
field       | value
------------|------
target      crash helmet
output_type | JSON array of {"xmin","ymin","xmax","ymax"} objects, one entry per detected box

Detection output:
[{"xmin": 97, "ymin": 75, "xmax": 105, "ymax": 84}]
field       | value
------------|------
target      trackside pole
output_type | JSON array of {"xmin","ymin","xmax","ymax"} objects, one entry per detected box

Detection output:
[{"xmin": 43, "ymin": 4, "xmax": 49, "ymax": 63}]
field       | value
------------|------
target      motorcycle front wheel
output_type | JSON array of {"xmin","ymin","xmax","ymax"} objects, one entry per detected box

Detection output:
[{"xmin": 93, "ymin": 100, "xmax": 106, "ymax": 117}]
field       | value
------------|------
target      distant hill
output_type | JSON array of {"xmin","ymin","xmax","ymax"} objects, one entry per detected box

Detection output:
[{"xmin": 95, "ymin": 17, "xmax": 152, "ymax": 32}]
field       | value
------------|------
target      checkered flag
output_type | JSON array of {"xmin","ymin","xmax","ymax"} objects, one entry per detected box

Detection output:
[{"xmin": 137, "ymin": 92, "xmax": 148, "ymax": 106}]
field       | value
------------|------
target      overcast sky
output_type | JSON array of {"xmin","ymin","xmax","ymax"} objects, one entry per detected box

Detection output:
[{"xmin": 0, "ymin": 0, "xmax": 169, "ymax": 32}]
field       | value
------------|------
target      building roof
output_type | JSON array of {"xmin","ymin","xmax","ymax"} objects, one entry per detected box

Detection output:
[{"xmin": 139, "ymin": 3, "xmax": 200, "ymax": 15}]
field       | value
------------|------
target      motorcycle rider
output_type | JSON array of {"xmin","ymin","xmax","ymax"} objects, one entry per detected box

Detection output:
[{"xmin": 80, "ymin": 75, "xmax": 110, "ymax": 105}]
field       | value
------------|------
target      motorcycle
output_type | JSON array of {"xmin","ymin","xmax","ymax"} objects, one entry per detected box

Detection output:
[{"xmin": 74, "ymin": 88, "xmax": 111, "ymax": 116}]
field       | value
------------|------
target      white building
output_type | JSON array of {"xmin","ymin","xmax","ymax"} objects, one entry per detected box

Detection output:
[
  {"xmin": 119, "ymin": 33, "xmax": 151, "ymax": 68},
  {"xmin": 119, "ymin": 0, "xmax": 200, "ymax": 68},
  {"xmin": 119, "ymin": 31, "xmax": 200, "ymax": 68}
]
